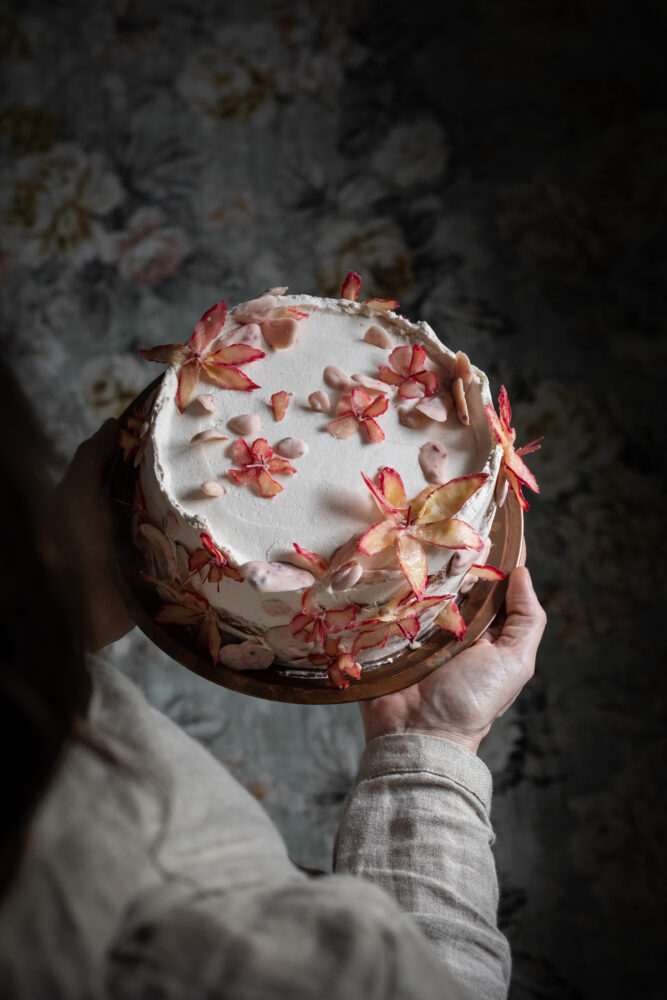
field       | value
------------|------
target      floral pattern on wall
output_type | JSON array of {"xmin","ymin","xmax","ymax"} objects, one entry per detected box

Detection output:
[{"xmin": 1, "ymin": 1, "xmax": 664, "ymax": 997}]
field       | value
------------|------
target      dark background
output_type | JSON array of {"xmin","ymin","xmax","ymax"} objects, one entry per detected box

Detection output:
[{"xmin": 1, "ymin": 1, "xmax": 666, "ymax": 997}]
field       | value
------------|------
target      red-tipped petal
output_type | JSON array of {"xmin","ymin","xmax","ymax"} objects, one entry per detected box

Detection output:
[
  {"xmin": 349, "ymin": 387, "xmax": 372, "ymax": 411},
  {"xmin": 223, "ymin": 565, "xmax": 244, "ymax": 582},
  {"xmin": 388, "ymin": 345, "xmax": 413, "ymax": 376},
  {"xmin": 504, "ymin": 446, "xmax": 539, "ymax": 493},
  {"xmin": 377, "ymin": 467, "xmax": 407, "ymax": 510},
  {"xmin": 232, "ymin": 438, "xmax": 253, "ymax": 465},
  {"xmin": 415, "ymin": 370, "xmax": 438, "ymax": 396},
  {"xmin": 416, "ymin": 473, "xmax": 488, "ymax": 525},
  {"xmin": 250, "ymin": 438, "xmax": 274, "ymax": 462},
  {"xmin": 190, "ymin": 301, "xmax": 227, "ymax": 353},
  {"xmin": 435, "ymin": 600, "xmax": 466, "ymax": 640},
  {"xmin": 271, "ymin": 390, "xmax": 289, "ymax": 421},
  {"xmin": 364, "ymin": 394, "xmax": 389, "ymax": 418},
  {"xmin": 292, "ymin": 543, "xmax": 329, "ymax": 579},
  {"xmin": 361, "ymin": 470, "xmax": 402, "ymax": 517},
  {"xmin": 357, "ymin": 519, "xmax": 400, "ymax": 556},
  {"xmin": 363, "ymin": 417, "xmax": 385, "ymax": 443},
  {"xmin": 257, "ymin": 469, "xmax": 283, "ymax": 498},
  {"xmin": 398, "ymin": 378, "xmax": 426, "ymax": 399},
  {"xmin": 188, "ymin": 549, "xmax": 210, "ymax": 573},
  {"xmin": 200, "ymin": 531, "xmax": 225, "ymax": 564},
  {"xmin": 139, "ymin": 344, "xmax": 190, "ymax": 366},
  {"xmin": 407, "ymin": 345, "xmax": 426, "ymax": 374},
  {"xmin": 228, "ymin": 468, "xmax": 258, "ymax": 486},
  {"xmin": 377, "ymin": 365, "xmax": 405, "ymax": 387},
  {"xmin": 326, "ymin": 415, "xmax": 358, "ymax": 439},
  {"xmin": 209, "ymin": 343, "xmax": 265, "ymax": 366},
  {"xmin": 201, "ymin": 362, "xmax": 259, "ymax": 392},
  {"xmin": 504, "ymin": 466, "xmax": 530, "ymax": 510},
  {"xmin": 484, "ymin": 404, "xmax": 507, "ymax": 446},
  {"xmin": 396, "ymin": 533, "xmax": 428, "ymax": 596},
  {"xmin": 415, "ymin": 518, "xmax": 483, "ymax": 551},
  {"xmin": 498, "ymin": 385, "xmax": 512, "ymax": 433},
  {"xmin": 341, "ymin": 270, "xmax": 362, "ymax": 300},
  {"xmin": 362, "ymin": 297, "xmax": 399, "ymax": 311},
  {"xmin": 396, "ymin": 614, "xmax": 420, "ymax": 643},
  {"xmin": 324, "ymin": 606, "xmax": 357, "ymax": 633},
  {"xmin": 352, "ymin": 624, "xmax": 391, "ymax": 655},
  {"xmin": 267, "ymin": 456, "xmax": 297, "ymax": 476},
  {"xmin": 290, "ymin": 612, "xmax": 313, "ymax": 636},
  {"xmin": 175, "ymin": 361, "xmax": 200, "ymax": 412},
  {"xmin": 516, "ymin": 436, "xmax": 544, "ymax": 457},
  {"xmin": 337, "ymin": 654, "xmax": 361, "ymax": 680},
  {"xmin": 469, "ymin": 563, "xmax": 506, "ymax": 581}
]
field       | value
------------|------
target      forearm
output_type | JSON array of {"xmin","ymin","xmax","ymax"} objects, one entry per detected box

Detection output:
[{"xmin": 333, "ymin": 733, "xmax": 511, "ymax": 1000}]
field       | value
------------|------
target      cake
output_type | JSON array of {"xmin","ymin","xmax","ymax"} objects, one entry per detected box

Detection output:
[{"xmin": 119, "ymin": 272, "xmax": 540, "ymax": 689}]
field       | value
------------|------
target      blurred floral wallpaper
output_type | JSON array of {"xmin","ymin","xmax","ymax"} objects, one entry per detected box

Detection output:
[{"xmin": 1, "ymin": 0, "xmax": 665, "ymax": 997}]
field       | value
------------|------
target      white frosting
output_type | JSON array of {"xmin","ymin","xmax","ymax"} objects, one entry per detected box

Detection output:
[{"xmin": 139, "ymin": 295, "xmax": 502, "ymax": 665}]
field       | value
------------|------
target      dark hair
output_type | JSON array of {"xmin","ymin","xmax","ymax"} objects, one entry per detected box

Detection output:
[{"xmin": 0, "ymin": 362, "xmax": 92, "ymax": 896}]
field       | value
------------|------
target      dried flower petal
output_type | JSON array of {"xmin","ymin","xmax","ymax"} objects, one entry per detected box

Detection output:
[
  {"xmin": 140, "ymin": 300, "xmax": 265, "ymax": 412},
  {"xmin": 228, "ymin": 437, "xmax": 296, "ymax": 498}
]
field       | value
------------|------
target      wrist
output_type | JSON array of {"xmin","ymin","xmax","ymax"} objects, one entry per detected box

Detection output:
[{"xmin": 363, "ymin": 719, "xmax": 488, "ymax": 755}]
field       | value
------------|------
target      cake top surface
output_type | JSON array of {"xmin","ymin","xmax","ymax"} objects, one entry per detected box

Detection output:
[{"xmin": 145, "ymin": 293, "xmax": 499, "ymax": 571}]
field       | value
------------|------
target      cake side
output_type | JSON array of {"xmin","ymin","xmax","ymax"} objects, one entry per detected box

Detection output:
[{"xmin": 126, "ymin": 278, "xmax": 536, "ymax": 686}]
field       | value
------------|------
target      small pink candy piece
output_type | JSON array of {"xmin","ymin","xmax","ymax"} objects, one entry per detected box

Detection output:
[
  {"xmin": 397, "ymin": 403, "xmax": 430, "ymax": 429},
  {"xmin": 363, "ymin": 324, "xmax": 393, "ymax": 349},
  {"xmin": 330, "ymin": 560, "xmax": 363, "ymax": 591},
  {"xmin": 455, "ymin": 351, "xmax": 474, "ymax": 390},
  {"xmin": 275, "ymin": 437, "xmax": 308, "ymax": 459},
  {"xmin": 228, "ymin": 413, "xmax": 261, "ymax": 436},
  {"xmin": 241, "ymin": 561, "xmax": 315, "ymax": 593},
  {"xmin": 452, "ymin": 377, "xmax": 469, "ymax": 425},
  {"xmin": 323, "ymin": 365, "xmax": 351, "ymax": 391},
  {"xmin": 190, "ymin": 429, "xmax": 230, "ymax": 444},
  {"xmin": 351, "ymin": 373, "xmax": 390, "ymax": 394},
  {"xmin": 419, "ymin": 441, "xmax": 448, "ymax": 484},
  {"xmin": 261, "ymin": 316, "xmax": 298, "ymax": 349},
  {"xmin": 261, "ymin": 599, "xmax": 294, "ymax": 618},
  {"xmin": 308, "ymin": 390, "xmax": 331, "ymax": 413},
  {"xmin": 495, "ymin": 470, "xmax": 509, "ymax": 507},
  {"xmin": 234, "ymin": 323, "xmax": 263, "ymax": 349},
  {"xmin": 416, "ymin": 394, "xmax": 451, "ymax": 422},
  {"xmin": 219, "ymin": 641, "xmax": 275, "ymax": 671},
  {"xmin": 264, "ymin": 285, "xmax": 288, "ymax": 296},
  {"xmin": 201, "ymin": 480, "xmax": 226, "ymax": 497},
  {"xmin": 196, "ymin": 394, "xmax": 217, "ymax": 413},
  {"xmin": 232, "ymin": 294, "xmax": 278, "ymax": 324}
]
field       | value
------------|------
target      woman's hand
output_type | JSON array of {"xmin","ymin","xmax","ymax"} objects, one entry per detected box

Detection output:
[
  {"xmin": 55, "ymin": 418, "xmax": 135, "ymax": 652},
  {"xmin": 359, "ymin": 566, "xmax": 547, "ymax": 753}
]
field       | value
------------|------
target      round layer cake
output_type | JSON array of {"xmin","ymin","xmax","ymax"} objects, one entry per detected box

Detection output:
[{"xmin": 123, "ymin": 274, "xmax": 528, "ymax": 689}]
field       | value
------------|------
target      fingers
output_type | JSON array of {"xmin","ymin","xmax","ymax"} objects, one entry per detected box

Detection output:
[
  {"xmin": 494, "ymin": 566, "xmax": 546, "ymax": 674},
  {"xmin": 59, "ymin": 418, "xmax": 119, "ymax": 494}
]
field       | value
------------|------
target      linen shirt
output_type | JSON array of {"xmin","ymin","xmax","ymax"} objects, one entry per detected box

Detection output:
[{"xmin": 0, "ymin": 659, "xmax": 510, "ymax": 999}]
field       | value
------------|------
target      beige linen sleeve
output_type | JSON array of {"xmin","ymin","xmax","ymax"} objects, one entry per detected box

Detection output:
[{"xmin": 333, "ymin": 733, "xmax": 511, "ymax": 1000}]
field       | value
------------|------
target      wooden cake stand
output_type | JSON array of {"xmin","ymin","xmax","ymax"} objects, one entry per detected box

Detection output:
[{"xmin": 110, "ymin": 380, "xmax": 523, "ymax": 705}]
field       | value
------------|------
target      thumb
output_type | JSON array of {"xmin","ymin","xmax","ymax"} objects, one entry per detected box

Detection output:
[{"xmin": 494, "ymin": 566, "xmax": 547, "ymax": 669}]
